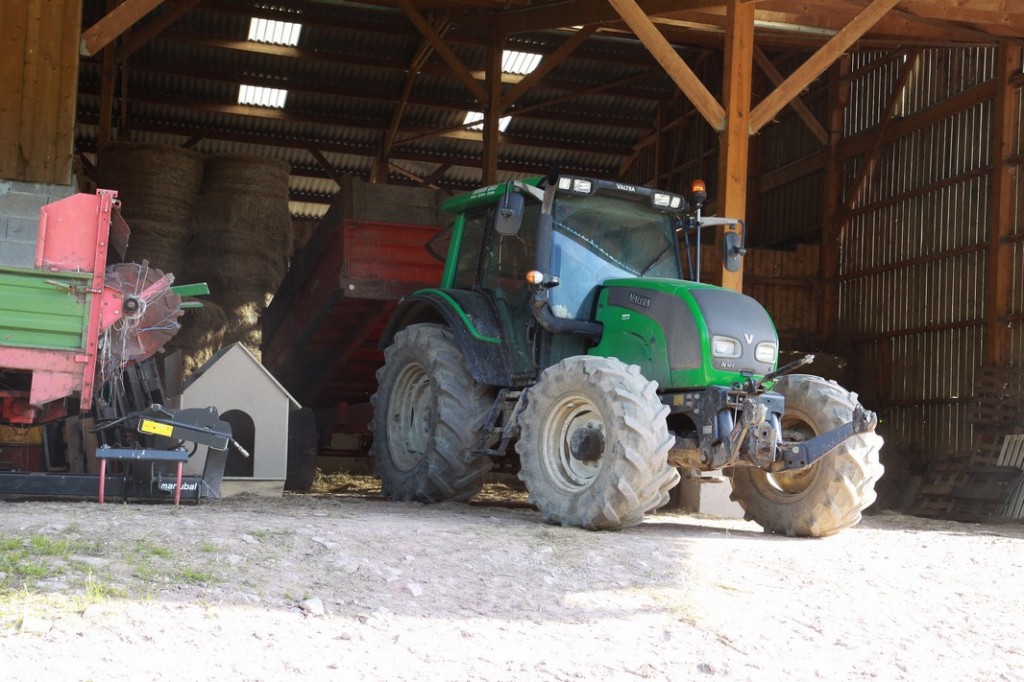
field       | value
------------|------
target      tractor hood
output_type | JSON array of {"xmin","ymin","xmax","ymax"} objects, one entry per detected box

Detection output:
[{"xmin": 589, "ymin": 278, "xmax": 778, "ymax": 390}]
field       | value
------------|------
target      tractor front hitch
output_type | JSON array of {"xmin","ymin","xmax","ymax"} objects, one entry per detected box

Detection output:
[{"xmin": 767, "ymin": 407, "xmax": 878, "ymax": 473}]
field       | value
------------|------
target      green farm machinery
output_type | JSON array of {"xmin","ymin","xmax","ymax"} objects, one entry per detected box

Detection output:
[{"xmin": 370, "ymin": 173, "xmax": 884, "ymax": 537}]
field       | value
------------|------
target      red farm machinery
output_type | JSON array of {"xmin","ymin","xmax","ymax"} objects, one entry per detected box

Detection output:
[{"xmin": 0, "ymin": 189, "xmax": 240, "ymax": 503}]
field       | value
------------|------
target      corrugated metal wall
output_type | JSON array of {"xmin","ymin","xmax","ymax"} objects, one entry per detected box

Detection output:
[
  {"xmin": 837, "ymin": 48, "xmax": 1002, "ymax": 457},
  {"xmin": 1008, "ymin": 82, "xmax": 1024, "ymax": 362}
]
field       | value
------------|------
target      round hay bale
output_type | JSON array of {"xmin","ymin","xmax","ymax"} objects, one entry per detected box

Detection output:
[
  {"xmin": 96, "ymin": 143, "xmax": 203, "ymax": 225},
  {"xmin": 183, "ymin": 153, "xmax": 294, "ymax": 358},
  {"xmin": 200, "ymin": 154, "xmax": 290, "ymax": 198},
  {"xmin": 220, "ymin": 299, "xmax": 265, "ymax": 360},
  {"xmin": 121, "ymin": 217, "xmax": 189, "ymax": 280},
  {"xmin": 97, "ymin": 143, "xmax": 203, "ymax": 278},
  {"xmin": 166, "ymin": 300, "xmax": 229, "ymax": 376}
]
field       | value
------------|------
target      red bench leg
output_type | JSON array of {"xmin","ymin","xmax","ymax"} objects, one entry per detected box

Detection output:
[
  {"xmin": 98, "ymin": 459, "xmax": 106, "ymax": 505},
  {"xmin": 174, "ymin": 462, "xmax": 183, "ymax": 506}
]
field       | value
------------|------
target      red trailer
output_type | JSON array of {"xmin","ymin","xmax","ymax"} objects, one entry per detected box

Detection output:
[{"xmin": 261, "ymin": 183, "xmax": 445, "ymax": 448}]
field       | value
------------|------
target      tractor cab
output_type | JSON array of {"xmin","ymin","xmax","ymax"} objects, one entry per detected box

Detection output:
[{"xmin": 428, "ymin": 176, "xmax": 698, "ymax": 378}]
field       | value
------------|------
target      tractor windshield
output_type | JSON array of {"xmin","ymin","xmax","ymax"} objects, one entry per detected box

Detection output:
[{"xmin": 548, "ymin": 192, "xmax": 680, "ymax": 319}]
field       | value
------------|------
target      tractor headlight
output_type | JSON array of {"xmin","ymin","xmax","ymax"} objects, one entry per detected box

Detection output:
[
  {"xmin": 651, "ymin": 191, "xmax": 685, "ymax": 211},
  {"xmin": 557, "ymin": 176, "xmax": 594, "ymax": 194},
  {"xmin": 755, "ymin": 342, "xmax": 777, "ymax": 364},
  {"xmin": 711, "ymin": 335, "xmax": 741, "ymax": 358}
]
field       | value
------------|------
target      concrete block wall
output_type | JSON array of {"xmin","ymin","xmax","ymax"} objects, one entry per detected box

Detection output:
[{"xmin": 0, "ymin": 180, "xmax": 75, "ymax": 268}]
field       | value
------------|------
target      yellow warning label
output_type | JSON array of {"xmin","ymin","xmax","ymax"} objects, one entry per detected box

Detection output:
[{"xmin": 139, "ymin": 419, "xmax": 173, "ymax": 437}]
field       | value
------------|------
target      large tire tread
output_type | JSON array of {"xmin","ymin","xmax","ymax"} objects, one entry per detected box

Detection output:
[
  {"xmin": 516, "ymin": 356, "xmax": 679, "ymax": 530},
  {"xmin": 370, "ymin": 324, "xmax": 492, "ymax": 503},
  {"xmin": 729, "ymin": 374, "xmax": 884, "ymax": 537}
]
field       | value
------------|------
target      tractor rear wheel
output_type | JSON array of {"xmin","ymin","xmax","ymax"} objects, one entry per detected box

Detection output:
[
  {"xmin": 515, "ymin": 356, "xmax": 680, "ymax": 530},
  {"xmin": 729, "ymin": 374, "xmax": 884, "ymax": 537},
  {"xmin": 370, "ymin": 323, "xmax": 493, "ymax": 502}
]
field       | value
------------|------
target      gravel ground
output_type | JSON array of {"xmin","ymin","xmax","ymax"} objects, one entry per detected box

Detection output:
[{"xmin": 1, "ymin": 491, "xmax": 1023, "ymax": 681}]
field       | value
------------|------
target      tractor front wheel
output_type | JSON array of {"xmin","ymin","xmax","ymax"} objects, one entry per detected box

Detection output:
[
  {"xmin": 515, "ymin": 356, "xmax": 680, "ymax": 530},
  {"xmin": 729, "ymin": 374, "xmax": 884, "ymax": 537},
  {"xmin": 370, "ymin": 323, "xmax": 492, "ymax": 502}
]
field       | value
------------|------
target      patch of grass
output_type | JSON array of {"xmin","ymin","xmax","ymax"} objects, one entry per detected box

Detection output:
[
  {"xmin": 132, "ymin": 539, "xmax": 173, "ymax": 560},
  {"xmin": 0, "ymin": 535, "xmax": 64, "ymax": 589},
  {"xmin": 84, "ymin": 574, "xmax": 126, "ymax": 601},
  {"xmin": 199, "ymin": 541, "xmax": 217, "ymax": 553},
  {"xmin": 246, "ymin": 528, "xmax": 295, "ymax": 548},
  {"xmin": 180, "ymin": 567, "xmax": 214, "ymax": 584},
  {"xmin": 28, "ymin": 535, "xmax": 76, "ymax": 558},
  {"xmin": 130, "ymin": 563, "xmax": 160, "ymax": 582}
]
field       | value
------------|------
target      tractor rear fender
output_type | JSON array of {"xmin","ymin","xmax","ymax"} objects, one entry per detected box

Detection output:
[{"xmin": 380, "ymin": 289, "xmax": 511, "ymax": 387}]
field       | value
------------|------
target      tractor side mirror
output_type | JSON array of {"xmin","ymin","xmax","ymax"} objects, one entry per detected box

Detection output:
[
  {"xmin": 723, "ymin": 230, "xmax": 746, "ymax": 272},
  {"xmin": 495, "ymin": 191, "xmax": 524, "ymax": 237}
]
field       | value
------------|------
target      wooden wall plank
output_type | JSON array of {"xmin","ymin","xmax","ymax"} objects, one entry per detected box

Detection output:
[
  {"xmin": 54, "ymin": 0, "xmax": 84, "ymax": 180},
  {"xmin": 0, "ymin": 0, "xmax": 30, "ymax": 177},
  {"xmin": 16, "ymin": 0, "xmax": 47, "ymax": 180},
  {"xmin": 0, "ymin": 0, "xmax": 80, "ymax": 184}
]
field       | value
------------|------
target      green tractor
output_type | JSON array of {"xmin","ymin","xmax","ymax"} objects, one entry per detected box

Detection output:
[{"xmin": 370, "ymin": 173, "xmax": 883, "ymax": 537}]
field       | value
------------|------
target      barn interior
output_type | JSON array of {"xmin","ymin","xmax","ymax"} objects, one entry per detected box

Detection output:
[{"xmin": 2, "ymin": 0, "xmax": 1023, "ymax": 520}]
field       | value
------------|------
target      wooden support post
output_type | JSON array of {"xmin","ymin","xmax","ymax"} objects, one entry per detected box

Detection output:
[
  {"xmin": 984, "ymin": 42, "xmax": 1023, "ymax": 366},
  {"xmin": 97, "ymin": 1, "xmax": 119, "ymax": 146},
  {"xmin": 481, "ymin": 24, "xmax": 503, "ymax": 186},
  {"xmin": 820, "ymin": 56, "xmax": 851, "ymax": 344},
  {"xmin": 119, "ymin": 61, "xmax": 130, "ymax": 137},
  {"xmin": 716, "ymin": 0, "xmax": 754, "ymax": 292},
  {"xmin": 653, "ymin": 101, "xmax": 665, "ymax": 186}
]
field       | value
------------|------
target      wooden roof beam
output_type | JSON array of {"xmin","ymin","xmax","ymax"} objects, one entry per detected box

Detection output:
[
  {"xmin": 81, "ymin": 0, "xmax": 167, "ymax": 57},
  {"xmin": 396, "ymin": 0, "xmax": 489, "ymax": 106},
  {"xmin": 500, "ymin": 25, "xmax": 598, "ymax": 110},
  {"xmin": 78, "ymin": 116, "xmax": 616, "ymax": 179},
  {"xmin": 375, "ymin": 16, "xmax": 452, "ymax": 183},
  {"xmin": 112, "ymin": 59, "xmax": 652, "ymax": 130},
  {"xmin": 504, "ymin": 69, "xmax": 661, "ymax": 119},
  {"xmin": 840, "ymin": 48, "xmax": 922, "ymax": 215},
  {"xmin": 148, "ymin": 31, "xmax": 670, "ymax": 102},
  {"xmin": 308, "ymin": 147, "xmax": 347, "ymax": 188},
  {"xmin": 753, "ymin": 47, "xmax": 828, "ymax": 146},
  {"xmin": 749, "ymin": 0, "xmax": 901, "ymax": 135},
  {"xmin": 498, "ymin": 0, "xmax": 726, "ymax": 34},
  {"xmin": 115, "ymin": 0, "xmax": 201, "ymax": 63},
  {"xmin": 752, "ymin": 0, "xmax": 1005, "ymax": 45},
  {"xmin": 607, "ymin": 0, "xmax": 726, "ymax": 131}
]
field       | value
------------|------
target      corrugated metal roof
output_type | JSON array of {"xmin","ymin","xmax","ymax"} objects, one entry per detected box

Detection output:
[
  {"xmin": 78, "ymin": 0, "xmax": 686, "ymax": 222},
  {"xmin": 77, "ymin": 0, "xmax": 1024, "ymax": 221}
]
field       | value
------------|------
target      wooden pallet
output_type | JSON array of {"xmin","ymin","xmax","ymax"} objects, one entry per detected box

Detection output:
[
  {"xmin": 997, "ymin": 435, "xmax": 1024, "ymax": 519},
  {"xmin": 913, "ymin": 455, "xmax": 1023, "ymax": 522}
]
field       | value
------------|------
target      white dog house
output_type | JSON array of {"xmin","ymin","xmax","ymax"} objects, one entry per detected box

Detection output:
[{"xmin": 179, "ymin": 343, "xmax": 299, "ymax": 497}]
